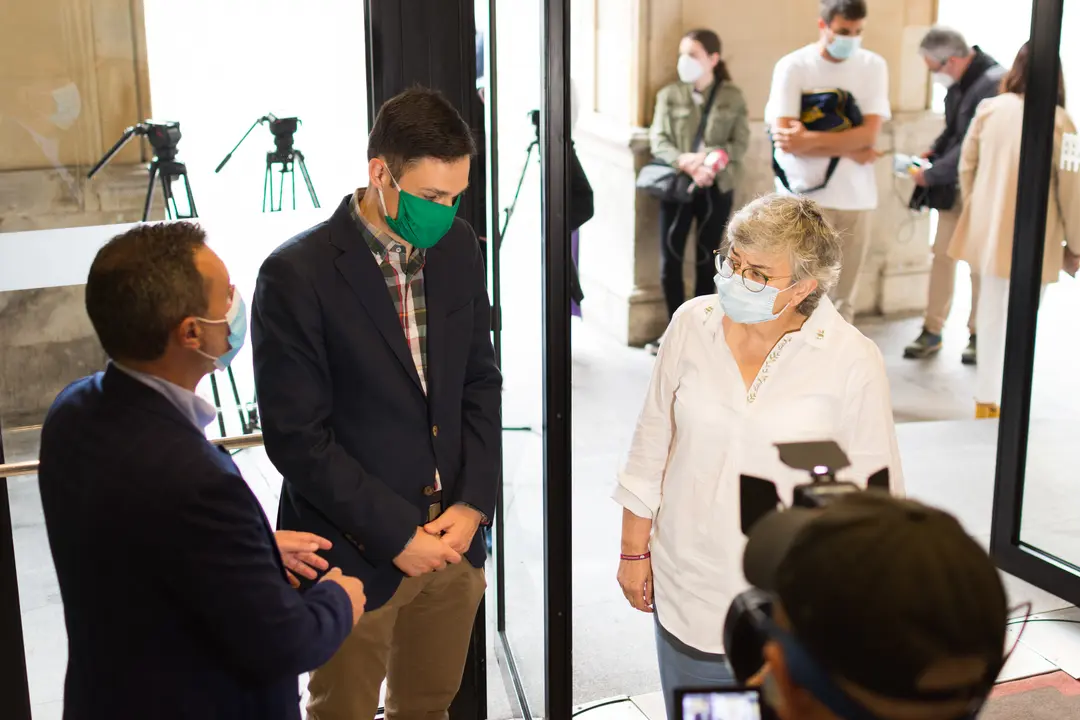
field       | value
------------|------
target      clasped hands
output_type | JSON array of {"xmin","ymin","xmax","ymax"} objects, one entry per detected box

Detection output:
[
  {"xmin": 677, "ymin": 152, "xmax": 717, "ymax": 188},
  {"xmin": 772, "ymin": 121, "xmax": 881, "ymax": 165},
  {"xmin": 393, "ymin": 505, "xmax": 484, "ymax": 577}
]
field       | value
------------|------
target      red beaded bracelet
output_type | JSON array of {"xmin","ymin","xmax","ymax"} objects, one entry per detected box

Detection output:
[{"xmin": 620, "ymin": 552, "xmax": 651, "ymax": 561}]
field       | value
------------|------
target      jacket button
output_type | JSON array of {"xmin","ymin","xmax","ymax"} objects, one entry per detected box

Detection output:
[
  {"xmin": 432, "ymin": 425, "xmax": 439, "ymax": 437},
  {"xmin": 423, "ymin": 486, "xmax": 436, "ymax": 497}
]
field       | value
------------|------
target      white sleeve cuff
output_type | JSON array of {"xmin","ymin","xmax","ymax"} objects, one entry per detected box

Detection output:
[{"xmin": 612, "ymin": 482, "xmax": 657, "ymax": 520}]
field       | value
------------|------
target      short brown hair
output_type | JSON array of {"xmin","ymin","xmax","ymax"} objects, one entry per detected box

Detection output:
[
  {"xmin": 1002, "ymin": 41, "xmax": 1066, "ymax": 107},
  {"xmin": 86, "ymin": 222, "xmax": 209, "ymax": 362},
  {"xmin": 367, "ymin": 86, "xmax": 477, "ymax": 177},
  {"xmin": 820, "ymin": 0, "xmax": 867, "ymax": 23}
]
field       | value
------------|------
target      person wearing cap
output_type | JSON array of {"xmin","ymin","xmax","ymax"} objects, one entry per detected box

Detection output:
[
  {"xmin": 742, "ymin": 492, "xmax": 1009, "ymax": 720},
  {"xmin": 613, "ymin": 193, "xmax": 903, "ymax": 719}
]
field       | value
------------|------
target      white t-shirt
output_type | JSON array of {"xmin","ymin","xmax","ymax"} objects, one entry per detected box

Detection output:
[{"xmin": 764, "ymin": 44, "xmax": 891, "ymax": 211}]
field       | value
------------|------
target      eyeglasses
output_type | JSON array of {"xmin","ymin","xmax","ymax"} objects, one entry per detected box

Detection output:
[{"xmin": 714, "ymin": 252, "xmax": 792, "ymax": 293}]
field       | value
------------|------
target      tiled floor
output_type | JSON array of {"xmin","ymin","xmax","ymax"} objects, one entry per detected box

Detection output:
[{"xmin": 6, "ymin": 248, "xmax": 1080, "ymax": 719}]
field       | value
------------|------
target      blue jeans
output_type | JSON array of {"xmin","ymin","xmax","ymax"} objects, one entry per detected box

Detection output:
[{"xmin": 655, "ymin": 618, "xmax": 735, "ymax": 719}]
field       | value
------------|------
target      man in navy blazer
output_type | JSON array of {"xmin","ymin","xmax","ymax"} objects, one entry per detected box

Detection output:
[
  {"xmin": 37, "ymin": 222, "xmax": 366, "ymax": 720},
  {"xmin": 252, "ymin": 87, "xmax": 501, "ymax": 718}
]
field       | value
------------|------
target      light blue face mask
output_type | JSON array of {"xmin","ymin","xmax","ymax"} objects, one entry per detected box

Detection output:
[
  {"xmin": 826, "ymin": 34, "xmax": 861, "ymax": 61},
  {"xmin": 196, "ymin": 291, "xmax": 247, "ymax": 371},
  {"xmin": 715, "ymin": 273, "xmax": 795, "ymax": 325}
]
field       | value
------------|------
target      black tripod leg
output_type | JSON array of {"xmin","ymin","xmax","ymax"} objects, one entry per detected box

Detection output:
[
  {"xmin": 297, "ymin": 153, "xmax": 320, "ymax": 208},
  {"xmin": 280, "ymin": 166, "xmax": 289, "ymax": 213},
  {"xmin": 500, "ymin": 141, "xmax": 537, "ymax": 242},
  {"xmin": 248, "ymin": 388, "xmax": 260, "ymax": 431},
  {"xmin": 160, "ymin": 173, "xmax": 179, "ymax": 221},
  {"xmin": 208, "ymin": 374, "xmax": 227, "ymax": 437},
  {"xmin": 182, "ymin": 172, "xmax": 198, "ymax": 218},
  {"xmin": 225, "ymin": 366, "xmax": 247, "ymax": 434},
  {"xmin": 291, "ymin": 162, "xmax": 297, "ymax": 211},
  {"xmin": 143, "ymin": 163, "xmax": 159, "ymax": 221},
  {"xmin": 263, "ymin": 161, "xmax": 272, "ymax": 213}
]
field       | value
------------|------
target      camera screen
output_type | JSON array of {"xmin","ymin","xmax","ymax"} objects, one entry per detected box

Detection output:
[{"xmin": 678, "ymin": 688, "xmax": 762, "ymax": 720}]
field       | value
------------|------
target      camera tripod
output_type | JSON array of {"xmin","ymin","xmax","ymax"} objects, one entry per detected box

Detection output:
[
  {"xmin": 216, "ymin": 114, "xmax": 320, "ymax": 212},
  {"xmin": 500, "ymin": 109, "xmax": 540, "ymax": 244},
  {"xmin": 88, "ymin": 121, "xmax": 257, "ymax": 438},
  {"xmin": 87, "ymin": 121, "xmax": 198, "ymax": 222}
]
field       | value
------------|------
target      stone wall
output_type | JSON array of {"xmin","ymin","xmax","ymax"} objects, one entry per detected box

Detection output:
[
  {"xmin": 0, "ymin": 287, "xmax": 107, "ymax": 427},
  {"xmin": 0, "ymin": 0, "xmax": 153, "ymax": 231}
]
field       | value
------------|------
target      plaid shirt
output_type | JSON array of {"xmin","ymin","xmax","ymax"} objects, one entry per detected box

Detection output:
[
  {"xmin": 351, "ymin": 191, "xmax": 429, "ymax": 392},
  {"xmin": 351, "ymin": 191, "xmax": 439, "ymax": 491}
]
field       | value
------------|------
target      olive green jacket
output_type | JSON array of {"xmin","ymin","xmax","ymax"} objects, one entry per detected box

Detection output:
[{"xmin": 649, "ymin": 80, "xmax": 751, "ymax": 194}]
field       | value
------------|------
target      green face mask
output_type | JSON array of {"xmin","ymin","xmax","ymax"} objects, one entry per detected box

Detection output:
[{"xmin": 378, "ymin": 165, "xmax": 460, "ymax": 249}]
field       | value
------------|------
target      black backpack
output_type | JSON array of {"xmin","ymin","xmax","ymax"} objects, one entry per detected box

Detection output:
[{"xmin": 770, "ymin": 89, "xmax": 864, "ymax": 193}]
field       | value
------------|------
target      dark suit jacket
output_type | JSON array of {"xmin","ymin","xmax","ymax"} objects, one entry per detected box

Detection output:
[
  {"xmin": 251, "ymin": 195, "xmax": 502, "ymax": 610},
  {"xmin": 926, "ymin": 47, "xmax": 1005, "ymax": 187},
  {"xmin": 37, "ymin": 366, "xmax": 353, "ymax": 720}
]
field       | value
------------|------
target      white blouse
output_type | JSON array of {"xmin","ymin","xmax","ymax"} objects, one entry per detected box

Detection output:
[{"xmin": 613, "ymin": 295, "xmax": 903, "ymax": 654}]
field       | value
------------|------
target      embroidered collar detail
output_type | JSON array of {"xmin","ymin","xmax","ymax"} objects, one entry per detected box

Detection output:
[{"xmin": 747, "ymin": 334, "xmax": 795, "ymax": 405}]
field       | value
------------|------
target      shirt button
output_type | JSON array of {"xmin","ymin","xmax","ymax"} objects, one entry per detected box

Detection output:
[
  {"xmin": 423, "ymin": 486, "xmax": 436, "ymax": 497},
  {"xmin": 432, "ymin": 425, "xmax": 439, "ymax": 437}
]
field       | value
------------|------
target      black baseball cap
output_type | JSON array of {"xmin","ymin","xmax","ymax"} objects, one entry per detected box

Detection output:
[{"xmin": 744, "ymin": 492, "xmax": 1009, "ymax": 719}]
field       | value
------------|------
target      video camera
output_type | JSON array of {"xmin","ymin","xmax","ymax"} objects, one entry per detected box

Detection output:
[
  {"xmin": 723, "ymin": 441, "xmax": 889, "ymax": 685},
  {"xmin": 87, "ymin": 121, "xmax": 182, "ymax": 178}
]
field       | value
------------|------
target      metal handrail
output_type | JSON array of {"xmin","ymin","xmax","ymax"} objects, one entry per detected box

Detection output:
[{"xmin": 0, "ymin": 432, "xmax": 264, "ymax": 479}]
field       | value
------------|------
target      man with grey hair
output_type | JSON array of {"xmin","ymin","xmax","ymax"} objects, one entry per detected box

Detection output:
[{"xmin": 904, "ymin": 27, "xmax": 1004, "ymax": 364}]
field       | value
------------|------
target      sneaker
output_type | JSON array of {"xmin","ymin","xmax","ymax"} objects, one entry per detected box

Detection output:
[
  {"xmin": 903, "ymin": 329, "xmax": 943, "ymax": 359},
  {"xmin": 962, "ymin": 335, "xmax": 977, "ymax": 366}
]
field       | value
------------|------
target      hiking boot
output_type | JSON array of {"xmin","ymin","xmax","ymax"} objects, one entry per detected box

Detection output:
[
  {"xmin": 903, "ymin": 329, "xmax": 943, "ymax": 359},
  {"xmin": 962, "ymin": 335, "xmax": 977, "ymax": 366}
]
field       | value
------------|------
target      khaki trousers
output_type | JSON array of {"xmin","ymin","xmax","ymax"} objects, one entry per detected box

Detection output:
[
  {"xmin": 926, "ymin": 206, "xmax": 980, "ymax": 335},
  {"xmin": 819, "ymin": 208, "xmax": 872, "ymax": 324},
  {"xmin": 307, "ymin": 560, "xmax": 486, "ymax": 720}
]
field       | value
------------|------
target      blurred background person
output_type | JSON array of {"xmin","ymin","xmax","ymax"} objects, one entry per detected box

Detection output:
[
  {"xmin": 646, "ymin": 28, "xmax": 750, "ymax": 354},
  {"xmin": 904, "ymin": 27, "xmax": 1004, "ymax": 365},
  {"xmin": 765, "ymin": 0, "xmax": 890, "ymax": 325},
  {"xmin": 613, "ymin": 194, "xmax": 902, "ymax": 719},
  {"xmin": 38, "ymin": 222, "xmax": 365, "ymax": 720},
  {"xmin": 947, "ymin": 42, "xmax": 1080, "ymax": 419}
]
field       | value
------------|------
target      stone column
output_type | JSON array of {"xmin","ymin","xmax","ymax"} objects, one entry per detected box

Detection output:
[
  {"xmin": 572, "ymin": 0, "xmax": 943, "ymax": 346},
  {"xmin": 0, "ymin": 0, "xmax": 154, "ymax": 232},
  {"xmin": 0, "ymin": 0, "xmax": 157, "ymax": 424}
]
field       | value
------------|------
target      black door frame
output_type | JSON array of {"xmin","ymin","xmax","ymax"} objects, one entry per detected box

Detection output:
[
  {"xmin": 0, "ymin": 414, "xmax": 33, "ymax": 720},
  {"xmin": 988, "ymin": 0, "xmax": 1080, "ymax": 600},
  {"xmin": 486, "ymin": 0, "xmax": 574, "ymax": 717},
  {"xmin": 540, "ymin": 0, "xmax": 574, "ymax": 716}
]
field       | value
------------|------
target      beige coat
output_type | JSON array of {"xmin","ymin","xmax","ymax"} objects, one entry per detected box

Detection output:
[{"xmin": 949, "ymin": 92, "xmax": 1080, "ymax": 283}]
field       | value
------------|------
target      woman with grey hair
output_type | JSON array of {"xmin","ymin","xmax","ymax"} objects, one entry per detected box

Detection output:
[{"xmin": 613, "ymin": 193, "xmax": 903, "ymax": 716}]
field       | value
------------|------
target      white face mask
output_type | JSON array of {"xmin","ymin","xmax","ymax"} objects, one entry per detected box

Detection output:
[
  {"xmin": 932, "ymin": 71, "xmax": 956, "ymax": 88},
  {"xmin": 677, "ymin": 54, "xmax": 706, "ymax": 84}
]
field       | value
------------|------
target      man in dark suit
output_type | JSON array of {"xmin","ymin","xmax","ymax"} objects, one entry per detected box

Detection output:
[
  {"xmin": 37, "ymin": 222, "xmax": 366, "ymax": 720},
  {"xmin": 251, "ymin": 87, "xmax": 501, "ymax": 719}
]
